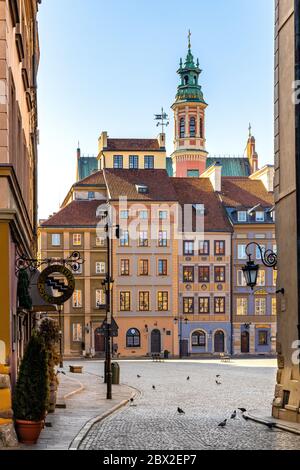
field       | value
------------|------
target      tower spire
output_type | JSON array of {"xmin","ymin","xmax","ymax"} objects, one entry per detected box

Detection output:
[{"xmin": 188, "ymin": 29, "xmax": 192, "ymax": 50}]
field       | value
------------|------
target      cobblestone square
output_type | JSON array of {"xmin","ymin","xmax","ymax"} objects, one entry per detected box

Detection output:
[{"xmin": 79, "ymin": 359, "xmax": 300, "ymax": 451}]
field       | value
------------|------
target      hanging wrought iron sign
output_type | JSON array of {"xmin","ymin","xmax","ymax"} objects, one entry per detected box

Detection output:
[{"xmin": 37, "ymin": 264, "xmax": 75, "ymax": 305}]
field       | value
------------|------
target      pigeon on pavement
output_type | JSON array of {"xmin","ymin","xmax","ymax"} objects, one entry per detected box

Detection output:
[{"xmin": 218, "ymin": 419, "xmax": 227, "ymax": 428}]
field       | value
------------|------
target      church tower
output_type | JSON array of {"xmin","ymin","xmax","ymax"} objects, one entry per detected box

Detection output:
[
  {"xmin": 246, "ymin": 124, "xmax": 259, "ymax": 174},
  {"xmin": 171, "ymin": 33, "xmax": 208, "ymax": 177}
]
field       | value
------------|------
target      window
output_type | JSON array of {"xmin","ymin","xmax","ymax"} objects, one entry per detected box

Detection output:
[
  {"xmin": 199, "ymin": 241, "xmax": 210, "ymax": 256},
  {"xmin": 113, "ymin": 155, "xmax": 123, "ymax": 169},
  {"xmin": 72, "ymin": 324, "xmax": 82, "ymax": 342},
  {"xmin": 183, "ymin": 297, "xmax": 194, "ymax": 314},
  {"xmin": 126, "ymin": 329, "xmax": 140, "ymax": 348},
  {"xmin": 120, "ymin": 259, "xmax": 130, "ymax": 276},
  {"xmin": 273, "ymin": 269, "xmax": 278, "ymax": 287},
  {"xmin": 187, "ymin": 170, "xmax": 199, "ymax": 178},
  {"xmin": 96, "ymin": 289, "xmax": 106, "ymax": 308},
  {"xmin": 183, "ymin": 266, "xmax": 194, "ymax": 283},
  {"xmin": 199, "ymin": 298, "xmax": 210, "ymax": 314},
  {"xmin": 199, "ymin": 266, "xmax": 210, "ymax": 283},
  {"xmin": 256, "ymin": 211, "xmax": 265, "ymax": 222},
  {"xmin": 180, "ymin": 118, "xmax": 185, "ymax": 138},
  {"xmin": 129, "ymin": 155, "xmax": 139, "ymax": 169},
  {"xmin": 237, "ymin": 269, "xmax": 247, "ymax": 287},
  {"xmin": 237, "ymin": 298, "xmax": 248, "ymax": 316},
  {"xmin": 192, "ymin": 331, "xmax": 206, "ymax": 347},
  {"xmin": 184, "ymin": 240, "xmax": 194, "ymax": 256},
  {"xmin": 238, "ymin": 211, "xmax": 247, "ymax": 222},
  {"xmin": 139, "ymin": 259, "xmax": 149, "ymax": 276},
  {"xmin": 256, "ymin": 244, "xmax": 266, "ymax": 260},
  {"xmin": 96, "ymin": 262, "xmax": 106, "ymax": 274},
  {"xmin": 136, "ymin": 184, "xmax": 149, "ymax": 194},
  {"xmin": 258, "ymin": 331, "xmax": 268, "ymax": 346},
  {"xmin": 52, "ymin": 234, "xmax": 61, "ymax": 246},
  {"xmin": 215, "ymin": 241, "xmax": 225, "ymax": 256},
  {"xmin": 159, "ymin": 211, "xmax": 168, "ymax": 220},
  {"xmin": 120, "ymin": 292, "xmax": 131, "ymax": 311},
  {"xmin": 139, "ymin": 210, "xmax": 148, "ymax": 220},
  {"xmin": 120, "ymin": 231, "xmax": 129, "ymax": 247},
  {"xmin": 73, "ymin": 234, "xmax": 82, "ymax": 246},
  {"xmin": 238, "ymin": 244, "xmax": 247, "ymax": 260},
  {"xmin": 255, "ymin": 298, "xmax": 266, "ymax": 316},
  {"xmin": 158, "ymin": 292, "xmax": 168, "ymax": 311},
  {"xmin": 144, "ymin": 155, "xmax": 154, "ymax": 169},
  {"xmin": 139, "ymin": 231, "xmax": 148, "ymax": 247},
  {"xmin": 96, "ymin": 236, "xmax": 105, "ymax": 247},
  {"xmin": 215, "ymin": 266, "xmax": 226, "ymax": 283},
  {"xmin": 158, "ymin": 260, "xmax": 167, "ymax": 276},
  {"xmin": 88, "ymin": 192, "xmax": 95, "ymax": 200},
  {"xmin": 158, "ymin": 231, "xmax": 168, "ymax": 247},
  {"xmin": 139, "ymin": 292, "xmax": 150, "ymax": 311},
  {"xmin": 73, "ymin": 290, "xmax": 82, "ymax": 308},
  {"xmin": 200, "ymin": 117, "xmax": 203, "ymax": 139},
  {"xmin": 214, "ymin": 297, "xmax": 225, "ymax": 314},
  {"xmin": 120, "ymin": 210, "xmax": 129, "ymax": 219},
  {"xmin": 257, "ymin": 270, "xmax": 265, "ymax": 286},
  {"xmin": 273, "ymin": 244, "xmax": 277, "ymax": 254},
  {"xmin": 190, "ymin": 117, "xmax": 196, "ymax": 137},
  {"xmin": 272, "ymin": 298, "xmax": 277, "ymax": 316},
  {"xmin": 271, "ymin": 211, "xmax": 276, "ymax": 221}
]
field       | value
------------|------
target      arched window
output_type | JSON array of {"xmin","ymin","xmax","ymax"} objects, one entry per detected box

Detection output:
[
  {"xmin": 190, "ymin": 117, "xmax": 196, "ymax": 137},
  {"xmin": 126, "ymin": 328, "xmax": 141, "ymax": 348},
  {"xmin": 200, "ymin": 117, "xmax": 204, "ymax": 139},
  {"xmin": 184, "ymin": 75, "xmax": 189, "ymax": 85},
  {"xmin": 180, "ymin": 118, "xmax": 185, "ymax": 138},
  {"xmin": 192, "ymin": 331, "xmax": 206, "ymax": 347},
  {"xmin": 194, "ymin": 75, "xmax": 197, "ymax": 85}
]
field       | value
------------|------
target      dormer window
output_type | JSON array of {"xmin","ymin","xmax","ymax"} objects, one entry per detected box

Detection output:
[
  {"xmin": 256, "ymin": 211, "xmax": 265, "ymax": 222},
  {"xmin": 136, "ymin": 184, "xmax": 149, "ymax": 194},
  {"xmin": 237, "ymin": 211, "xmax": 247, "ymax": 222}
]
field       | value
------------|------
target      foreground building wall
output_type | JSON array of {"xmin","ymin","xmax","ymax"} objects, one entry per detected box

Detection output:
[{"xmin": 273, "ymin": 0, "xmax": 300, "ymax": 423}]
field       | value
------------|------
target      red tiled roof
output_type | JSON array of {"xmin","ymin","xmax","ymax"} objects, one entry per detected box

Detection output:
[
  {"xmin": 104, "ymin": 169, "xmax": 178, "ymax": 201},
  {"xmin": 41, "ymin": 200, "xmax": 104, "ymax": 227},
  {"xmin": 220, "ymin": 178, "xmax": 274, "ymax": 207},
  {"xmin": 105, "ymin": 139, "xmax": 163, "ymax": 152},
  {"xmin": 172, "ymin": 178, "xmax": 232, "ymax": 232},
  {"xmin": 76, "ymin": 170, "xmax": 105, "ymax": 186}
]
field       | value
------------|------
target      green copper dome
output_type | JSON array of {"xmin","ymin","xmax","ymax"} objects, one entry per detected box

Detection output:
[{"xmin": 175, "ymin": 37, "xmax": 206, "ymax": 104}]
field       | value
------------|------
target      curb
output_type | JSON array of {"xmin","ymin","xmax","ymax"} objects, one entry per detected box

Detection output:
[
  {"xmin": 69, "ymin": 386, "xmax": 139, "ymax": 450},
  {"xmin": 62, "ymin": 375, "xmax": 85, "ymax": 400},
  {"xmin": 245, "ymin": 412, "xmax": 300, "ymax": 435}
]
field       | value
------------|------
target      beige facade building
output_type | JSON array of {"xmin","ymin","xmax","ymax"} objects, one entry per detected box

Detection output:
[
  {"xmin": 273, "ymin": 0, "xmax": 300, "ymax": 423},
  {"xmin": 0, "ymin": 0, "xmax": 40, "ymax": 379}
]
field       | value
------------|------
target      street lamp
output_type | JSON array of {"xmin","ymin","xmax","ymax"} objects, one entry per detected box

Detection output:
[{"xmin": 174, "ymin": 316, "xmax": 188, "ymax": 358}]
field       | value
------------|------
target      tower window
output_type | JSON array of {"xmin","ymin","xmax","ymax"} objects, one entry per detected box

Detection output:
[
  {"xmin": 184, "ymin": 75, "xmax": 189, "ymax": 85},
  {"xmin": 180, "ymin": 118, "xmax": 185, "ymax": 138},
  {"xmin": 200, "ymin": 118, "xmax": 204, "ymax": 139},
  {"xmin": 190, "ymin": 117, "xmax": 196, "ymax": 137},
  {"xmin": 194, "ymin": 76, "xmax": 197, "ymax": 85}
]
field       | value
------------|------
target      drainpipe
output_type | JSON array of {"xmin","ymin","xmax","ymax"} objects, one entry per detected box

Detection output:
[{"xmin": 295, "ymin": 0, "xmax": 300, "ymax": 344}]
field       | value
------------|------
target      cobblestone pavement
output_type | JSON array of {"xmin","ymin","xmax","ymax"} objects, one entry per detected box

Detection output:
[{"xmin": 79, "ymin": 359, "xmax": 300, "ymax": 451}]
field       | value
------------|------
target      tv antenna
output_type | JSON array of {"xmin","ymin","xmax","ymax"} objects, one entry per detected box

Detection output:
[{"xmin": 154, "ymin": 107, "xmax": 169, "ymax": 134}]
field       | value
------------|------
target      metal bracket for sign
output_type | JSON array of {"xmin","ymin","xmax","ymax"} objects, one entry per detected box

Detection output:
[{"xmin": 15, "ymin": 251, "xmax": 85, "ymax": 276}]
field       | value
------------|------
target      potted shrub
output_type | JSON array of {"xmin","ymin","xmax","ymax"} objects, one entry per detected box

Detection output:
[
  {"xmin": 13, "ymin": 332, "xmax": 49, "ymax": 445},
  {"xmin": 38, "ymin": 318, "xmax": 60, "ymax": 414}
]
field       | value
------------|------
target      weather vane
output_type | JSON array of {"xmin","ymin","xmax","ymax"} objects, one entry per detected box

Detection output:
[{"xmin": 154, "ymin": 107, "xmax": 169, "ymax": 134}]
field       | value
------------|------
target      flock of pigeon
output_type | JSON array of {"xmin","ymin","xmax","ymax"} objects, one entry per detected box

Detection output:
[{"xmin": 132, "ymin": 372, "xmax": 252, "ymax": 428}]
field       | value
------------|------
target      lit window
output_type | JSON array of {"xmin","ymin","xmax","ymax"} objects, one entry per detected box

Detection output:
[
  {"xmin": 183, "ymin": 297, "xmax": 194, "ymax": 314},
  {"xmin": 52, "ymin": 234, "xmax": 61, "ymax": 246},
  {"xmin": 96, "ymin": 262, "xmax": 106, "ymax": 274},
  {"xmin": 158, "ymin": 231, "xmax": 168, "ymax": 247},
  {"xmin": 258, "ymin": 330, "xmax": 268, "ymax": 346},
  {"xmin": 139, "ymin": 292, "xmax": 150, "ymax": 311},
  {"xmin": 183, "ymin": 266, "xmax": 194, "ymax": 283},
  {"xmin": 257, "ymin": 270, "xmax": 265, "ymax": 286},
  {"xmin": 238, "ymin": 211, "xmax": 247, "ymax": 222},
  {"xmin": 96, "ymin": 289, "xmax": 106, "ymax": 308},
  {"xmin": 72, "ymin": 324, "xmax": 82, "ymax": 342},
  {"xmin": 273, "ymin": 269, "xmax": 277, "ymax": 287},
  {"xmin": 214, "ymin": 266, "xmax": 226, "ymax": 283},
  {"xmin": 214, "ymin": 297, "xmax": 225, "ymax": 314},
  {"xmin": 158, "ymin": 292, "xmax": 168, "ymax": 311},
  {"xmin": 73, "ymin": 290, "xmax": 82, "ymax": 308},
  {"xmin": 199, "ymin": 266, "xmax": 210, "ymax": 283},
  {"xmin": 121, "ymin": 259, "xmax": 130, "ymax": 276},
  {"xmin": 237, "ymin": 298, "xmax": 248, "ymax": 316},
  {"xmin": 199, "ymin": 298, "xmax": 210, "ymax": 314},
  {"xmin": 73, "ymin": 234, "xmax": 82, "ymax": 246},
  {"xmin": 139, "ymin": 260, "xmax": 149, "ymax": 276},
  {"xmin": 272, "ymin": 298, "xmax": 277, "ymax": 316},
  {"xmin": 255, "ymin": 298, "xmax": 266, "ymax": 316},
  {"xmin": 215, "ymin": 241, "xmax": 225, "ymax": 256},
  {"xmin": 120, "ymin": 292, "xmax": 131, "ymax": 311},
  {"xmin": 256, "ymin": 211, "xmax": 265, "ymax": 222}
]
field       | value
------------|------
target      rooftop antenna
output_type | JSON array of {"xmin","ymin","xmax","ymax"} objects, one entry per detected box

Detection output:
[{"xmin": 154, "ymin": 107, "xmax": 169, "ymax": 134}]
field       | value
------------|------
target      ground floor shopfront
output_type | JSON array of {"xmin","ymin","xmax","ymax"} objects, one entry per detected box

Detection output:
[{"xmin": 232, "ymin": 322, "xmax": 277, "ymax": 356}]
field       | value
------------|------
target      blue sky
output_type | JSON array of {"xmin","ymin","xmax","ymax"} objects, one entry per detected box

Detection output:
[{"xmin": 38, "ymin": 0, "xmax": 274, "ymax": 219}]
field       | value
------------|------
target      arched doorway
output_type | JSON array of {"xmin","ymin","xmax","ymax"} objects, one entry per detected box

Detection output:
[
  {"xmin": 214, "ymin": 330, "xmax": 225, "ymax": 353},
  {"xmin": 241, "ymin": 331, "xmax": 250, "ymax": 353},
  {"xmin": 151, "ymin": 329, "xmax": 161, "ymax": 354},
  {"xmin": 94, "ymin": 328, "xmax": 105, "ymax": 356}
]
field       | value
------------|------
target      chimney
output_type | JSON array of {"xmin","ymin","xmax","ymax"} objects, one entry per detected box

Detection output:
[
  {"xmin": 250, "ymin": 165, "xmax": 274, "ymax": 192},
  {"xmin": 98, "ymin": 131, "xmax": 108, "ymax": 152},
  {"xmin": 201, "ymin": 163, "xmax": 222, "ymax": 192},
  {"xmin": 158, "ymin": 133, "xmax": 166, "ymax": 149}
]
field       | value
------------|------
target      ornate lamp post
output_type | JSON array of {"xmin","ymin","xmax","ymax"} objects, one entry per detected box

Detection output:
[{"xmin": 174, "ymin": 316, "xmax": 188, "ymax": 358}]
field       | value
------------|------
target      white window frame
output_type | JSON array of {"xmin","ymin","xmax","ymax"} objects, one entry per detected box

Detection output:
[
  {"xmin": 237, "ymin": 269, "xmax": 247, "ymax": 287},
  {"xmin": 255, "ymin": 298, "xmax": 266, "ymax": 316},
  {"xmin": 72, "ymin": 323, "xmax": 82, "ymax": 342},
  {"xmin": 237, "ymin": 244, "xmax": 247, "ymax": 260},
  {"xmin": 96, "ymin": 261, "xmax": 106, "ymax": 274},
  {"xmin": 236, "ymin": 298, "xmax": 248, "ymax": 316},
  {"xmin": 256, "ymin": 244, "xmax": 266, "ymax": 260},
  {"xmin": 96, "ymin": 289, "xmax": 106, "ymax": 308},
  {"xmin": 52, "ymin": 234, "xmax": 61, "ymax": 246},
  {"xmin": 256, "ymin": 211, "xmax": 265, "ymax": 222},
  {"xmin": 73, "ymin": 290, "xmax": 82, "ymax": 308},
  {"xmin": 237, "ymin": 211, "xmax": 247, "ymax": 222},
  {"xmin": 96, "ymin": 236, "xmax": 105, "ymax": 247}
]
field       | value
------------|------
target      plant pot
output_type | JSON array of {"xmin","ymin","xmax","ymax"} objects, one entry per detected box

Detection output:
[{"xmin": 15, "ymin": 420, "xmax": 44, "ymax": 445}]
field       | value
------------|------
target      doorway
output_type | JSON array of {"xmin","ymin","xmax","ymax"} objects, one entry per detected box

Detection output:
[
  {"xmin": 151, "ymin": 329, "xmax": 161, "ymax": 353},
  {"xmin": 214, "ymin": 331, "xmax": 225, "ymax": 353},
  {"xmin": 241, "ymin": 331, "xmax": 250, "ymax": 353},
  {"xmin": 94, "ymin": 328, "xmax": 105, "ymax": 355}
]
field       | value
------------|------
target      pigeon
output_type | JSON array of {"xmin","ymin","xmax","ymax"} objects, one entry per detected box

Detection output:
[
  {"xmin": 177, "ymin": 407, "xmax": 185, "ymax": 414},
  {"xmin": 137, "ymin": 375, "xmax": 141, "ymax": 378},
  {"xmin": 218, "ymin": 419, "xmax": 227, "ymax": 428},
  {"xmin": 266, "ymin": 422, "xmax": 276, "ymax": 430},
  {"xmin": 216, "ymin": 380, "xmax": 222, "ymax": 385},
  {"xmin": 238, "ymin": 408, "xmax": 247, "ymax": 413},
  {"xmin": 231, "ymin": 410, "xmax": 237, "ymax": 419},
  {"xmin": 187, "ymin": 376, "xmax": 190, "ymax": 381},
  {"xmin": 152, "ymin": 385, "xmax": 156, "ymax": 390},
  {"xmin": 242, "ymin": 414, "xmax": 249, "ymax": 421},
  {"xmin": 216, "ymin": 375, "xmax": 221, "ymax": 378}
]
